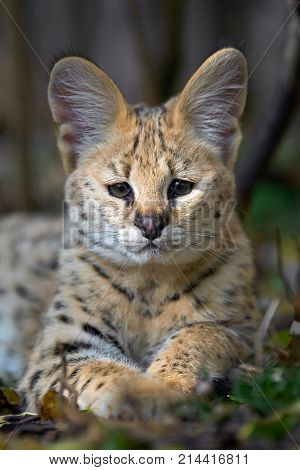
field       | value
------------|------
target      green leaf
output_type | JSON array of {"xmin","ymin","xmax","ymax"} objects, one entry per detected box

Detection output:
[{"xmin": 271, "ymin": 330, "xmax": 292, "ymax": 348}]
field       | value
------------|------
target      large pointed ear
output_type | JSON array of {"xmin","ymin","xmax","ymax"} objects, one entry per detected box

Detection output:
[
  {"xmin": 169, "ymin": 48, "xmax": 247, "ymax": 167},
  {"xmin": 48, "ymin": 57, "xmax": 130, "ymax": 172}
]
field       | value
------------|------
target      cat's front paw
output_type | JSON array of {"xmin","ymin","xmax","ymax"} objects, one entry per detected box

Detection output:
[{"xmin": 91, "ymin": 376, "xmax": 182, "ymax": 422}]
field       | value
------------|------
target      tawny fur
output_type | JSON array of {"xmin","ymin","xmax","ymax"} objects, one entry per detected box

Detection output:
[{"xmin": 0, "ymin": 48, "xmax": 259, "ymax": 421}]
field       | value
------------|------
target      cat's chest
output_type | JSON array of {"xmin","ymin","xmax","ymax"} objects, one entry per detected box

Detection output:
[
  {"xmin": 76, "ymin": 265, "xmax": 184, "ymax": 317},
  {"xmin": 67, "ymin": 257, "xmax": 215, "ymax": 365},
  {"xmin": 116, "ymin": 290, "xmax": 207, "ymax": 368},
  {"xmin": 73, "ymin": 278, "xmax": 194, "ymax": 363}
]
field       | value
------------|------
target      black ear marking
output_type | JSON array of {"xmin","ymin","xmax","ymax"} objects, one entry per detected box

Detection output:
[{"xmin": 49, "ymin": 47, "xmax": 97, "ymax": 72}]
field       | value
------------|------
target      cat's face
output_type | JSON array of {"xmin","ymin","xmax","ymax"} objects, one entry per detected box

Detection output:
[{"xmin": 48, "ymin": 49, "xmax": 247, "ymax": 266}]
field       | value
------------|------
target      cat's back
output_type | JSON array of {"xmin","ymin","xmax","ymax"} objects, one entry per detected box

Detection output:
[{"xmin": 0, "ymin": 214, "xmax": 61, "ymax": 381}]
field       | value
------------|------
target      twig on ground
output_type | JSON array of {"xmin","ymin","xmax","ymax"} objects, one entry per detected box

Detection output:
[
  {"xmin": 255, "ymin": 298, "xmax": 280, "ymax": 367},
  {"xmin": 58, "ymin": 352, "xmax": 78, "ymax": 411}
]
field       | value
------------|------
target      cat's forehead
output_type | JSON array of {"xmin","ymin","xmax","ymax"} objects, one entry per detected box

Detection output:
[
  {"xmin": 101, "ymin": 105, "xmax": 174, "ymax": 181},
  {"xmin": 90, "ymin": 103, "xmax": 214, "ymax": 184},
  {"xmin": 132, "ymin": 106, "xmax": 170, "ymax": 159}
]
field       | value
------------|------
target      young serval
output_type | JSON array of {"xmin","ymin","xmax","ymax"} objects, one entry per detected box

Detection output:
[{"xmin": 1, "ymin": 48, "xmax": 259, "ymax": 421}]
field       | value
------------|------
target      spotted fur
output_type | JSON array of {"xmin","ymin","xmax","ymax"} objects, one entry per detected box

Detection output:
[{"xmin": 1, "ymin": 49, "xmax": 259, "ymax": 420}]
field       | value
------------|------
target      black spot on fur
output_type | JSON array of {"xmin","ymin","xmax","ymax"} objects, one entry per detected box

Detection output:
[
  {"xmin": 57, "ymin": 314, "xmax": 74, "ymax": 324},
  {"xmin": 101, "ymin": 315, "xmax": 117, "ymax": 332},
  {"xmin": 91, "ymin": 263, "xmax": 110, "ymax": 280},
  {"xmin": 131, "ymin": 132, "xmax": 140, "ymax": 155},
  {"xmin": 54, "ymin": 300, "xmax": 66, "ymax": 310},
  {"xmin": 83, "ymin": 323, "xmax": 104, "ymax": 339},
  {"xmin": 192, "ymin": 295, "xmax": 206, "ymax": 308},
  {"xmin": 112, "ymin": 282, "xmax": 134, "ymax": 301},
  {"xmin": 79, "ymin": 254, "xmax": 110, "ymax": 279},
  {"xmin": 79, "ymin": 255, "xmax": 134, "ymax": 301},
  {"xmin": 224, "ymin": 287, "xmax": 237, "ymax": 297},
  {"xmin": 169, "ymin": 292, "xmax": 180, "ymax": 302},
  {"xmin": 75, "ymin": 295, "xmax": 94, "ymax": 316},
  {"xmin": 106, "ymin": 334, "xmax": 125, "ymax": 355},
  {"xmin": 54, "ymin": 342, "xmax": 92, "ymax": 356},
  {"xmin": 183, "ymin": 256, "xmax": 230, "ymax": 295},
  {"xmin": 80, "ymin": 378, "xmax": 92, "ymax": 393},
  {"xmin": 29, "ymin": 370, "xmax": 43, "ymax": 390},
  {"xmin": 68, "ymin": 356, "xmax": 91, "ymax": 364},
  {"xmin": 46, "ymin": 363, "xmax": 61, "ymax": 377},
  {"xmin": 158, "ymin": 127, "xmax": 166, "ymax": 152},
  {"xmin": 141, "ymin": 308, "xmax": 153, "ymax": 317},
  {"xmin": 20, "ymin": 392, "xmax": 28, "ymax": 410},
  {"xmin": 68, "ymin": 368, "xmax": 81, "ymax": 380},
  {"xmin": 15, "ymin": 284, "xmax": 40, "ymax": 303},
  {"xmin": 83, "ymin": 323, "xmax": 125, "ymax": 354},
  {"xmin": 48, "ymin": 258, "xmax": 59, "ymax": 271}
]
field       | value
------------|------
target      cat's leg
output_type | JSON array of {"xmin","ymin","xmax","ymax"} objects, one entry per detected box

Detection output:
[
  {"xmin": 98, "ymin": 324, "xmax": 246, "ymax": 421},
  {"xmin": 19, "ymin": 334, "xmax": 139, "ymax": 419},
  {"xmin": 19, "ymin": 323, "xmax": 179, "ymax": 421},
  {"xmin": 20, "ymin": 354, "xmax": 180, "ymax": 421},
  {"xmin": 147, "ymin": 323, "xmax": 248, "ymax": 395},
  {"xmin": 66, "ymin": 361, "xmax": 180, "ymax": 421},
  {"xmin": 75, "ymin": 324, "xmax": 245, "ymax": 421}
]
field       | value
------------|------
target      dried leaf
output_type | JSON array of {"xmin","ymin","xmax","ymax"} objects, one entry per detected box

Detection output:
[
  {"xmin": 2, "ymin": 388, "xmax": 21, "ymax": 406},
  {"xmin": 39, "ymin": 390, "xmax": 64, "ymax": 421},
  {"xmin": 0, "ymin": 387, "xmax": 21, "ymax": 414}
]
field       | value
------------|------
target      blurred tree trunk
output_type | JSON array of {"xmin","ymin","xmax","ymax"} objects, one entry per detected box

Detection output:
[
  {"xmin": 69, "ymin": 0, "xmax": 102, "ymax": 57},
  {"xmin": 125, "ymin": 0, "xmax": 157, "ymax": 103},
  {"xmin": 236, "ymin": 0, "xmax": 300, "ymax": 204},
  {"xmin": 210, "ymin": 0, "xmax": 247, "ymax": 50},
  {"xmin": 125, "ymin": 0, "xmax": 185, "ymax": 104},
  {"xmin": 158, "ymin": 0, "xmax": 186, "ymax": 101},
  {"xmin": 157, "ymin": 0, "xmax": 185, "ymax": 101},
  {"xmin": 7, "ymin": 0, "xmax": 35, "ymax": 210}
]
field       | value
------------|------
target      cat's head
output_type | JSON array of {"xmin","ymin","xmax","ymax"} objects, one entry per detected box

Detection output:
[{"xmin": 48, "ymin": 48, "xmax": 247, "ymax": 266}]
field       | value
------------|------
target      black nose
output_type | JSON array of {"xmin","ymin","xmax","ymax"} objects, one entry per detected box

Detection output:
[{"xmin": 134, "ymin": 213, "xmax": 169, "ymax": 240}]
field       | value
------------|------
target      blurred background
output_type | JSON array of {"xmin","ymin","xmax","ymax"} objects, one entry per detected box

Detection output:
[
  {"xmin": 0, "ymin": 0, "xmax": 299, "ymax": 299},
  {"xmin": 0, "ymin": 0, "xmax": 300, "ymax": 449},
  {"xmin": 0, "ymin": 0, "xmax": 298, "ymax": 210}
]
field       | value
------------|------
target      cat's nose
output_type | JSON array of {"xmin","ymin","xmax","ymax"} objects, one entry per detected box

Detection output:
[{"xmin": 134, "ymin": 213, "xmax": 169, "ymax": 240}]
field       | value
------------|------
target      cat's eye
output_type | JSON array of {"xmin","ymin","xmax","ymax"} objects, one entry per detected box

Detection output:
[
  {"xmin": 168, "ymin": 179, "xmax": 194, "ymax": 199},
  {"xmin": 108, "ymin": 182, "xmax": 133, "ymax": 200}
]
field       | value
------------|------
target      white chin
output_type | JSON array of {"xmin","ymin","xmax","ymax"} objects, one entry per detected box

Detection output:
[
  {"xmin": 127, "ymin": 244, "xmax": 204, "ymax": 266},
  {"xmin": 127, "ymin": 246, "xmax": 164, "ymax": 264},
  {"xmin": 90, "ymin": 242, "xmax": 201, "ymax": 267}
]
